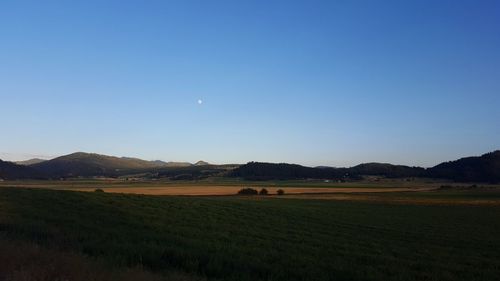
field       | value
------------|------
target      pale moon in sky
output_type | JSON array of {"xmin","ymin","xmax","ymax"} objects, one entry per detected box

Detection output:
[{"xmin": 198, "ymin": 99, "xmax": 203, "ymax": 105}]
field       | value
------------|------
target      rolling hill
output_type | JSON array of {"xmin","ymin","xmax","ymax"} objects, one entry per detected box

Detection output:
[
  {"xmin": 28, "ymin": 152, "xmax": 229, "ymax": 179},
  {"xmin": 230, "ymin": 162, "xmax": 347, "ymax": 180},
  {"xmin": 428, "ymin": 151, "xmax": 500, "ymax": 183},
  {"xmin": 1, "ymin": 150, "xmax": 498, "ymax": 182},
  {"xmin": 230, "ymin": 151, "xmax": 500, "ymax": 182},
  {"xmin": 30, "ymin": 152, "xmax": 165, "ymax": 178},
  {"xmin": 0, "ymin": 160, "xmax": 43, "ymax": 180},
  {"xmin": 349, "ymin": 163, "xmax": 426, "ymax": 178}
]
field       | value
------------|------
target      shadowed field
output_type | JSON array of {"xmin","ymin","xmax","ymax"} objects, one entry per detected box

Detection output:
[
  {"xmin": 1, "ymin": 187, "xmax": 500, "ymax": 280},
  {"xmin": 0, "ymin": 238, "xmax": 200, "ymax": 281}
]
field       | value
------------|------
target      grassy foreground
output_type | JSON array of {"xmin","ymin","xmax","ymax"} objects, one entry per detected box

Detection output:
[{"xmin": 1, "ymin": 188, "xmax": 500, "ymax": 280}]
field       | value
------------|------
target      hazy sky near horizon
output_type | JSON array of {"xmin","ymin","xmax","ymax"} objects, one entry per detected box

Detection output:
[{"xmin": 1, "ymin": 0, "xmax": 499, "ymax": 167}]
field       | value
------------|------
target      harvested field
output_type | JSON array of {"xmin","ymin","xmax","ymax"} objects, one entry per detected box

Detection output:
[{"xmin": 71, "ymin": 186, "xmax": 436, "ymax": 195}]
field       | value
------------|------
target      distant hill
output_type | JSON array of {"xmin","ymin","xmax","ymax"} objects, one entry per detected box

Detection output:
[
  {"xmin": 229, "ymin": 162, "xmax": 424, "ymax": 181},
  {"xmin": 350, "ymin": 163, "xmax": 426, "ymax": 178},
  {"xmin": 428, "ymin": 151, "xmax": 500, "ymax": 183},
  {"xmin": 30, "ymin": 152, "xmax": 163, "ymax": 178},
  {"xmin": 231, "ymin": 151, "xmax": 500, "ymax": 182},
  {"xmin": 28, "ymin": 152, "xmax": 226, "ymax": 179},
  {"xmin": 2, "ymin": 150, "xmax": 498, "ymax": 182},
  {"xmin": 230, "ymin": 162, "xmax": 347, "ymax": 180},
  {"xmin": 120, "ymin": 158, "xmax": 192, "ymax": 168},
  {"xmin": 159, "ymin": 161, "xmax": 193, "ymax": 167},
  {"xmin": 230, "ymin": 162, "xmax": 427, "ymax": 181},
  {"xmin": 15, "ymin": 158, "xmax": 47, "ymax": 166},
  {"xmin": 149, "ymin": 160, "xmax": 168, "ymax": 166},
  {"xmin": 0, "ymin": 160, "xmax": 42, "ymax": 180}
]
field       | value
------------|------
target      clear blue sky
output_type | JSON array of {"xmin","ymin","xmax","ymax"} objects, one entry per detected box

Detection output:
[{"xmin": 1, "ymin": 0, "xmax": 499, "ymax": 167}]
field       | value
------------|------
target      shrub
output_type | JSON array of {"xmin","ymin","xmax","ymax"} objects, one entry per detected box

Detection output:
[
  {"xmin": 259, "ymin": 188, "xmax": 268, "ymax": 195},
  {"xmin": 237, "ymin": 188, "xmax": 258, "ymax": 195},
  {"xmin": 94, "ymin": 188, "xmax": 104, "ymax": 193},
  {"xmin": 170, "ymin": 174, "xmax": 194, "ymax": 181},
  {"xmin": 276, "ymin": 189, "xmax": 285, "ymax": 195}
]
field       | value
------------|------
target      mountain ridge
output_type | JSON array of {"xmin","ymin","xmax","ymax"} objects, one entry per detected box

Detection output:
[{"xmin": 1, "ymin": 150, "xmax": 499, "ymax": 182}]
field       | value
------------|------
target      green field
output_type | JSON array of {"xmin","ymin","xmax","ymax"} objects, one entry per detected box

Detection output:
[{"xmin": 1, "ymin": 187, "xmax": 500, "ymax": 280}]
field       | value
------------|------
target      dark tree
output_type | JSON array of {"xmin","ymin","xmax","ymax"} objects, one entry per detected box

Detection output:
[{"xmin": 237, "ymin": 188, "xmax": 258, "ymax": 195}]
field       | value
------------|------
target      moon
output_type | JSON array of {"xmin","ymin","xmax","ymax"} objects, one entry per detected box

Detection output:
[{"xmin": 197, "ymin": 99, "xmax": 203, "ymax": 105}]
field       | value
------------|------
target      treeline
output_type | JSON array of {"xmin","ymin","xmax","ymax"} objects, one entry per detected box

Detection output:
[
  {"xmin": 230, "ymin": 162, "xmax": 348, "ymax": 181},
  {"xmin": 350, "ymin": 163, "xmax": 426, "ymax": 178},
  {"xmin": 230, "ymin": 162, "xmax": 423, "ymax": 181},
  {"xmin": 427, "ymin": 151, "xmax": 500, "ymax": 183},
  {"xmin": 230, "ymin": 151, "xmax": 500, "ymax": 183}
]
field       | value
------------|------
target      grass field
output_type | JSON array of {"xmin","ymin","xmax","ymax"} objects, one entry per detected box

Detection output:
[{"xmin": 1, "ymin": 186, "xmax": 500, "ymax": 280}]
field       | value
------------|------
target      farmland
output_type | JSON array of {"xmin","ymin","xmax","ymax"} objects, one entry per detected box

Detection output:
[
  {"xmin": 1, "ymin": 186, "xmax": 500, "ymax": 280},
  {"xmin": 0, "ymin": 177, "xmax": 455, "ymax": 195}
]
